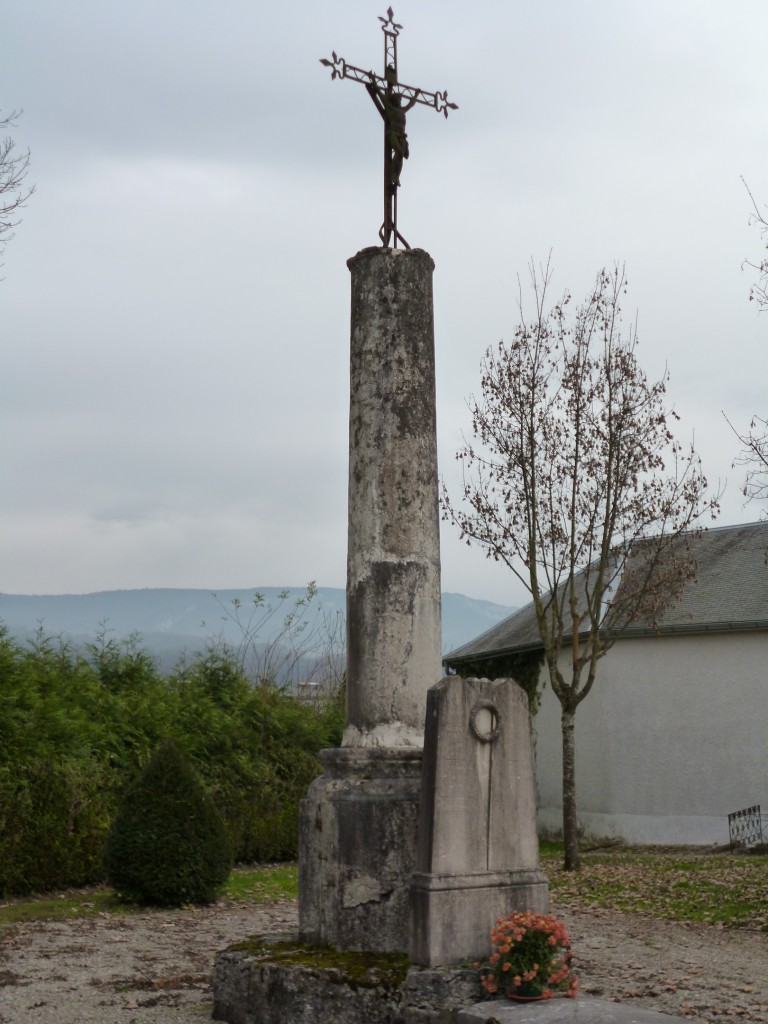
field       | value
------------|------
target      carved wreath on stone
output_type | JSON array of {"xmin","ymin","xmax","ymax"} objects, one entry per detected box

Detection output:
[{"xmin": 469, "ymin": 699, "xmax": 502, "ymax": 743}]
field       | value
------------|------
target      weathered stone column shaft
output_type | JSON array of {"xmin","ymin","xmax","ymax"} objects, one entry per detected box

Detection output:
[{"xmin": 344, "ymin": 246, "xmax": 442, "ymax": 748}]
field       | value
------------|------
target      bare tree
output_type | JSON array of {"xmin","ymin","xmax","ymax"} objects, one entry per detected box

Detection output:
[
  {"xmin": 1, "ymin": 109, "xmax": 35, "ymax": 269},
  {"xmin": 729, "ymin": 182, "xmax": 768, "ymax": 522},
  {"xmin": 724, "ymin": 412, "xmax": 768, "ymax": 517},
  {"xmin": 742, "ymin": 177, "xmax": 768, "ymax": 312},
  {"xmin": 207, "ymin": 582, "xmax": 345, "ymax": 697},
  {"xmin": 442, "ymin": 260, "xmax": 719, "ymax": 871}
]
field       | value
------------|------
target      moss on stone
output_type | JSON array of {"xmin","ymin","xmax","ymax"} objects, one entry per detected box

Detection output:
[{"xmin": 227, "ymin": 936, "xmax": 410, "ymax": 990}]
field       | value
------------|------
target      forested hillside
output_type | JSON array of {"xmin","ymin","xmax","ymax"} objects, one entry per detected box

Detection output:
[{"xmin": 0, "ymin": 586, "xmax": 515, "ymax": 674}]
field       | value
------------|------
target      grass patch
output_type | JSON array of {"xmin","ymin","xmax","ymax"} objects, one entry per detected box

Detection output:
[
  {"xmin": 0, "ymin": 890, "xmax": 128, "ymax": 927},
  {"xmin": 541, "ymin": 845, "xmax": 768, "ymax": 931},
  {"xmin": 7, "ymin": 848, "xmax": 766, "ymax": 935},
  {"xmin": 221, "ymin": 865, "xmax": 298, "ymax": 903},
  {"xmin": 0, "ymin": 863, "xmax": 299, "ymax": 929},
  {"xmin": 538, "ymin": 840, "xmax": 564, "ymax": 858}
]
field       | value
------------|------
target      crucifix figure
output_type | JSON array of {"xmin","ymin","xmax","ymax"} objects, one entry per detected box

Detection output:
[{"xmin": 321, "ymin": 8, "xmax": 458, "ymax": 249}]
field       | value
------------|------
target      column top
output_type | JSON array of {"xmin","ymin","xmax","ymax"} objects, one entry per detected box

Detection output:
[{"xmin": 347, "ymin": 246, "xmax": 435, "ymax": 271}]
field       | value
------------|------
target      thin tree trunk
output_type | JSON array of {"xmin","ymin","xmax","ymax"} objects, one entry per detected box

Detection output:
[{"xmin": 561, "ymin": 706, "xmax": 581, "ymax": 871}]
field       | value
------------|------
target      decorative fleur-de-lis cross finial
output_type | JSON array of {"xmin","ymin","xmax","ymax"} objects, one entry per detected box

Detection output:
[{"xmin": 321, "ymin": 7, "xmax": 458, "ymax": 249}]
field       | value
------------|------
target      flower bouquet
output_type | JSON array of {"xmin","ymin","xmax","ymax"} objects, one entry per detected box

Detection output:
[{"xmin": 480, "ymin": 911, "xmax": 578, "ymax": 1000}]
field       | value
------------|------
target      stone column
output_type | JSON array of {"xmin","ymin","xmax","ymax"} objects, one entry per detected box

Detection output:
[
  {"xmin": 344, "ymin": 246, "xmax": 442, "ymax": 748},
  {"xmin": 299, "ymin": 246, "xmax": 442, "ymax": 952}
]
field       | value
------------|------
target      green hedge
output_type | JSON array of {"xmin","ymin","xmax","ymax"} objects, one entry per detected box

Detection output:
[
  {"xmin": 104, "ymin": 738, "xmax": 233, "ymax": 906},
  {"xmin": 0, "ymin": 627, "xmax": 344, "ymax": 896}
]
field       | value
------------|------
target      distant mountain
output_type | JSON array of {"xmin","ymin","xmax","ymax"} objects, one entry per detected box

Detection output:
[{"xmin": 0, "ymin": 587, "xmax": 516, "ymax": 675}]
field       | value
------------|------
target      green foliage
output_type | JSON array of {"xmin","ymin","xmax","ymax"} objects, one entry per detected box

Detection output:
[
  {"xmin": 172, "ymin": 648, "xmax": 342, "ymax": 863},
  {"xmin": 449, "ymin": 649, "xmax": 545, "ymax": 714},
  {"xmin": 0, "ymin": 623, "xmax": 343, "ymax": 896},
  {"xmin": 103, "ymin": 738, "xmax": 233, "ymax": 906},
  {"xmin": 0, "ymin": 758, "xmax": 112, "ymax": 894}
]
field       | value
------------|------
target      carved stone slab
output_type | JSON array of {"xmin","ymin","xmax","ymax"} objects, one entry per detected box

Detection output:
[{"xmin": 410, "ymin": 676, "xmax": 548, "ymax": 966}]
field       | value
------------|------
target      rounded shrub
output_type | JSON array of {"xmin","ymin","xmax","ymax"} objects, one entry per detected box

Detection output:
[{"xmin": 103, "ymin": 738, "xmax": 233, "ymax": 906}]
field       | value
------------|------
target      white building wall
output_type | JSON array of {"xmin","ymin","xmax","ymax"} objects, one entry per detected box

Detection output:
[{"xmin": 533, "ymin": 631, "xmax": 768, "ymax": 846}]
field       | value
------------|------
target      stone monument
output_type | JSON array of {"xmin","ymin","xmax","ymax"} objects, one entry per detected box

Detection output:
[
  {"xmin": 214, "ymin": 13, "xmax": 697, "ymax": 1024},
  {"xmin": 410, "ymin": 676, "xmax": 549, "ymax": 967},
  {"xmin": 298, "ymin": 9, "xmax": 457, "ymax": 956}
]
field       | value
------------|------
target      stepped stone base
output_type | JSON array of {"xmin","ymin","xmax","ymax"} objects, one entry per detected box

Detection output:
[
  {"xmin": 212, "ymin": 933, "xmax": 482, "ymax": 1024},
  {"xmin": 212, "ymin": 937, "xmax": 692, "ymax": 1024}
]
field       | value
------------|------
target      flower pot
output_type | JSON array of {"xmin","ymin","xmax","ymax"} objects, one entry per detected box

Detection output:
[
  {"xmin": 504, "ymin": 984, "xmax": 546, "ymax": 1002},
  {"xmin": 482, "ymin": 911, "xmax": 578, "ymax": 1003}
]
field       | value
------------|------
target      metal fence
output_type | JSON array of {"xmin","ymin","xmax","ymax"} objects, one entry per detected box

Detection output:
[{"xmin": 728, "ymin": 804, "xmax": 767, "ymax": 848}]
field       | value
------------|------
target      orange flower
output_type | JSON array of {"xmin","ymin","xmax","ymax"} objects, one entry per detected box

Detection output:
[{"xmin": 480, "ymin": 910, "xmax": 577, "ymax": 1001}]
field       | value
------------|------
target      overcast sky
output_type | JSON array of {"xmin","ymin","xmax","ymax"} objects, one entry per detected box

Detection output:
[{"xmin": 3, "ymin": 0, "xmax": 766, "ymax": 606}]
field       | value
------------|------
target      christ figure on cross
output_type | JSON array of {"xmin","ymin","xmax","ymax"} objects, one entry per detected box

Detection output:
[
  {"xmin": 366, "ymin": 68, "xmax": 420, "ymax": 192},
  {"xmin": 320, "ymin": 9, "xmax": 457, "ymax": 248}
]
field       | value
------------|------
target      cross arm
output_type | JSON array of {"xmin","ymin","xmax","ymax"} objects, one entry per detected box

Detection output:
[
  {"xmin": 319, "ymin": 53, "xmax": 378, "ymax": 88},
  {"xmin": 401, "ymin": 83, "xmax": 458, "ymax": 119},
  {"xmin": 319, "ymin": 52, "xmax": 459, "ymax": 118}
]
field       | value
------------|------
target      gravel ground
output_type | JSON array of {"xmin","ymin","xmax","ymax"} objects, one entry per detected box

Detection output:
[{"xmin": 1, "ymin": 896, "xmax": 767, "ymax": 1024}]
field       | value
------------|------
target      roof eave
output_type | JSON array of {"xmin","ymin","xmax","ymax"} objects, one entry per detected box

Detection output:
[{"xmin": 443, "ymin": 619, "xmax": 768, "ymax": 668}]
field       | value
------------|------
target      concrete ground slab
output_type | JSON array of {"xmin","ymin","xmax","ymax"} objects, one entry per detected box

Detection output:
[{"xmin": 457, "ymin": 996, "xmax": 690, "ymax": 1024}]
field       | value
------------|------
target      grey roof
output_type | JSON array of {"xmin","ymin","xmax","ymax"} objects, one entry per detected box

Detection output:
[{"xmin": 444, "ymin": 520, "xmax": 768, "ymax": 668}]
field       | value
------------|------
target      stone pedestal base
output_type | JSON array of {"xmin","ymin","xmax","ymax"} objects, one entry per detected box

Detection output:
[
  {"xmin": 212, "ymin": 937, "xmax": 693, "ymax": 1024},
  {"xmin": 409, "ymin": 869, "xmax": 549, "ymax": 967},
  {"xmin": 212, "ymin": 934, "xmax": 483, "ymax": 1024},
  {"xmin": 298, "ymin": 747, "xmax": 422, "ymax": 952}
]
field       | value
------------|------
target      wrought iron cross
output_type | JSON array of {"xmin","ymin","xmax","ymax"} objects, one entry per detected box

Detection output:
[{"xmin": 321, "ymin": 8, "xmax": 457, "ymax": 249}]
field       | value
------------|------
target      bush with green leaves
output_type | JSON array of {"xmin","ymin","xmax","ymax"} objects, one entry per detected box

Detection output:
[
  {"xmin": 103, "ymin": 738, "xmax": 233, "ymax": 906},
  {"xmin": 0, "ymin": 623, "xmax": 344, "ymax": 896}
]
